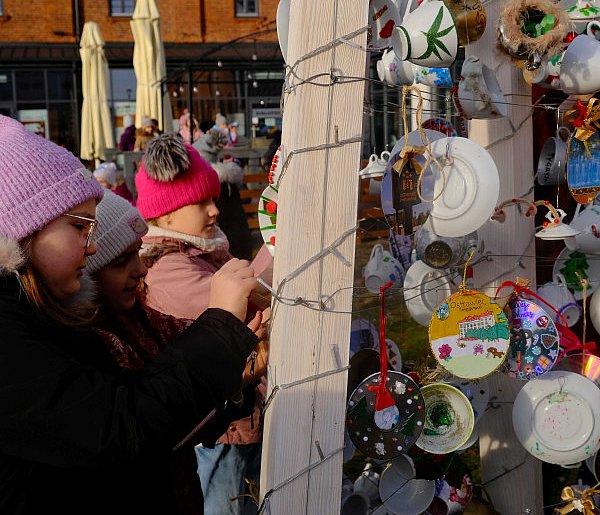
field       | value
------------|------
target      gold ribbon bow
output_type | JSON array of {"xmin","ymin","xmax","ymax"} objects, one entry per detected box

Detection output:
[
  {"xmin": 558, "ymin": 483, "xmax": 600, "ymax": 514},
  {"xmin": 565, "ymin": 98, "xmax": 600, "ymax": 144}
]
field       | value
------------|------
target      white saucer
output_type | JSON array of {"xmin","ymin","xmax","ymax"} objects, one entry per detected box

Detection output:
[
  {"xmin": 553, "ymin": 246, "xmax": 600, "ymax": 301},
  {"xmin": 276, "ymin": 0, "xmax": 290, "ymax": 63},
  {"xmin": 368, "ymin": 0, "xmax": 402, "ymax": 50},
  {"xmin": 403, "ymin": 260, "xmax": 453, "ymax": 327},
  {"xmin": 513, "ymin": 370, "xmax": 600, "ymax": 465},
  {"xmin": 427, "ymin": 137, "xmax": 500, "ymax": 237},
  {"xmin": 535, "ymin": 222, "xmax": 581, "ymax": 240}
]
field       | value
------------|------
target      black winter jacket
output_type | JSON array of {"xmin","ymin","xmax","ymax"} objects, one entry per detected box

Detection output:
[{"xmin": 0, "ymin": 275, "xmax": 258, "ymax": 515}]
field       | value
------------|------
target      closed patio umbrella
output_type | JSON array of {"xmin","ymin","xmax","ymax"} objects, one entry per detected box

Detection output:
[
  {"xmin": 130, "ymin": 0, "xmax": 173, "ymax": 133},
  {"xmin": 80, "ymin": 21, "xmax": 114, "ymax": 162}
]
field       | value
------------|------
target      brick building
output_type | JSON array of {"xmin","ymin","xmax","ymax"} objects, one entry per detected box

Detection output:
[{"xmin": 0, "ymin": 0, "xmax": 282, "ymax": 155}]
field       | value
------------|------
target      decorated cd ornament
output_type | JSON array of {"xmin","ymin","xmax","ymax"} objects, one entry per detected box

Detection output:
[
  {"xmin": 505, "ymin": 298, "xmax": 560, "ymax": 380},
  {"xmin": 346, "ymin": 371, "xmax": 425, "ymax": 459},
  {"xmin": 258, "ymin": 147, "xmax": 283, "ymax": 256},
  {"xmin": 429, "ymin": 290, "xmax": 510, "ymax": 379},
  {"xmin": 258, "ymin": 184, "xmax": 278, "ymax": 256}
]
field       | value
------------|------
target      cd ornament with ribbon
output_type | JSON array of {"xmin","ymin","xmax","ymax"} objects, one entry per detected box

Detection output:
[
  {"xmin": 505, "ymin": 298, "xmax": 560, "ymax": 380},
  {"xmin": 346, "ymin": 370, "xmax": 426, "ymax": 460}
]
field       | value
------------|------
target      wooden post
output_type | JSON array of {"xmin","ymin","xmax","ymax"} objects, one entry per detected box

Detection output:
[
  {"xmin": 259, "ymin": 1, "xmax": 368, "ymax": 513},
  {"xmin": 465, "ymin": 3, "xmax": 543, "ymax": 512}
]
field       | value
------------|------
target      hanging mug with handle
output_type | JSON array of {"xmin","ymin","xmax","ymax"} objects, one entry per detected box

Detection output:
[
  {"xmin": 391, "ymin": 0, "xmax": 459, "ymax": 68},
  {"xmin": 363, "ymin": 244, "xmax": 404, "ymax": 294}
]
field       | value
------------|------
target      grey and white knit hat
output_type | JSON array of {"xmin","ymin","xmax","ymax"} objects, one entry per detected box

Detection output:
[{"xmin": 85, "ymin": 190, "xmax": 148, "ymax": 274}]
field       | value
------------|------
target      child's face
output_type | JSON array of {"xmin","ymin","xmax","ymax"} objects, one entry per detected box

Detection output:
[
  {"xmin": 95, "ymin": 239, "xmax": 147, "ymax": 312},
  {"xmin": 156, "ymin": 198, "xmax": 220, "ymax": 239},
  {"xmin": 30, "ymin": 199, "xmax": 98, "ymax": 300}
]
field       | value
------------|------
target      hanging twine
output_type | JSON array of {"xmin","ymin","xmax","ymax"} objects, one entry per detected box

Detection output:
[
  {"xmin": 558, "ymin": 482, "xmax": 600, "ymax": 514},
  {"xmin": 459, "ymin": 249, "xmax": 476, "ymax": 293},
  {"xmin": 393, "ymin": 85, "xmax": 447, "ymax": 203},
  {"xmin": 576, "ymin": 271, "xmax": 588, "ymax": 350}
]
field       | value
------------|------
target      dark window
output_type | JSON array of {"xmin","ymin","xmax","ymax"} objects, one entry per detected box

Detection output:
[
  {"xmin": 47, "ymin": 71, "xmax": 74, "ymax": 100},
  {"xmin": 235, "ymin": 0, "xmax": 258, "ymax": 17},
  {"xmin": 0, "ymin": 71, "xmax": 13, "ymax": 101},
  {"xmin": 15, "ymin": 71, "xmax": 45, "ymax": 101},
  {"xmin": 110, "ymin": 0, "xmax": 135, "ymax": 16}
]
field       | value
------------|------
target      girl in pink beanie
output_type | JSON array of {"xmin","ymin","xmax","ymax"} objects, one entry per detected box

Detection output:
[
  {"xmin": 0, "ymin": 115, "xmax": 261, "ymax": 515},
  {"xmin": 135, "ymin": 134, "xmax": 271, "ymax": 515}
]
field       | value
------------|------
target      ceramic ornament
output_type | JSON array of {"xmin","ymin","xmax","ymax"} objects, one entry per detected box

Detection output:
[
  {"xmin": 505, "ymin": 298, "xmax": 560, "ymax": 380},
  {"xmin": 416, "ymin": 382, "xmax": 475, "ymax": 454},
  {"xmin": 513, "ymin": 370, "xmax": 600, "ymax": 465},
  {"xmin": 346, "ymin": 371, "xmax": 426, "ymax": 460},
  {"xmin": 391, "ymin": 0, "xmax": 459, "ymax": 68},
  {"xmin": 368, "ymin": 0, "xmax": 402, "ymax": 50},
  {"xmin": 496, "ymin": 0, "xmax": 569, "ymax": 71},
  {"xmin": 429, "ymin": 290, "xmax": 510, "ymax": 379},
  {"xmin": 535, "ymin": 208, "xmax": 581, "ymax": 241},
  {"xmin": 442, "ymin": 0, "xmax": 487, "ymax": 46}
]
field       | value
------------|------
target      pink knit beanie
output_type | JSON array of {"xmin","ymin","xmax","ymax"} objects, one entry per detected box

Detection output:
[
  {"xmin": 0, "ymin": 115, "xmax": 104, "ymax": 241},
  {"xmin": 135, "ymin": 134, "xmax": 220, "ymax": 219}
]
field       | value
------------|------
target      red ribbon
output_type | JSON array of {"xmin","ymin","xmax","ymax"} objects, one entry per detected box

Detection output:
[
  {"xmin": 367, "ymin": 281, "xmax": 396, "ymax": 411},
  {"xmin": 495, "ymin": 281, "xmax": 569, "ymax": 327}
]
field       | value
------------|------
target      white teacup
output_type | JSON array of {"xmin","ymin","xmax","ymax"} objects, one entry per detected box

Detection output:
[
  {"xmin": 377, "ymin": 48, "xmax": 415, "ymax": 86},
  {"xmin": 535, "ymin": 126, "xmax": 571, "ymax": 186},
  {"xmin": 359, "ymin": 151, "xmax": 390, "ymax": 179},
  {"xmin": 560, "ymin": 34, "xmax": 600, "ymax": 95},
  {"xmin": 391, "ymin": 0, "xmax": 458, "ymax": 68},
  {"xmin": 566, "ymin": 204, "xmax": 600, "ymax": 254},
  {"xmin": 536, "ymin": 274, "xmax": 582, "ymax": 328},
  {"xmin": 455, "ymin": 56, "xmax": 507, "ymax": 119},
  {"xmin": 363, "ymin": 243, "xmax": 404, "ymax": 294}
]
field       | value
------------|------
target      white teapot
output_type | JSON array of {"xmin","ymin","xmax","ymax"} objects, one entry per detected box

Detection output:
[{"xmin": 566, "ymin": 203, "xmax": 600, "ymax": 254}]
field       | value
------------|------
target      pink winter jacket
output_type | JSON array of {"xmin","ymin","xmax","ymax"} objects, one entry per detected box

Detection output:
[{"xmin": 141, "ymin": 226, "xmax": 266, "ymax": 446}]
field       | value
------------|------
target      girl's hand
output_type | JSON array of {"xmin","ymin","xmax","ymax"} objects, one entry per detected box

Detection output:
[{"xmin": 209, "ymin": 259, "xmax": 257, "ymax": 322}]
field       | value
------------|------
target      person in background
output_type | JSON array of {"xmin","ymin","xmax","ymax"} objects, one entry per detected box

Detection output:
[
  {"xmin": 84, "ymin": 190, "xmax": 269, "ymax": 515},
  {"xmin": 194, "ymin": 128, "xmax": 253, "ymax": 260},
  {"xmin": 0, "ymin": 114, "xmax": 260, "ymax": 515},
  {"xmin": 119, "ymin": 114, "xmax": 137, "ymax": 151},
  {"xmin": 151, "ymin": 118, "xmax": 163, "ymax": 136},
  {"xmin": 179, "ymin": 109, "xmax": 203, "ymax": 144},
  {"xmin": 134, "ymin": 115, "xmax": 158, "ymax": 151},
  {"xmin": 135, "ymin": 134, "xmax": 270, "ymax": 515},
  {"xmin": 93, "ymin": 161, "xmax": 136, "ymax": 206},
  {"xmin": 93, "ymin": 161, "xmax": 118, "ymax": 189}
]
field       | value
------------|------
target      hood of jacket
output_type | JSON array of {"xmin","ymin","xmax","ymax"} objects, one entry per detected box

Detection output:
[{"xmin": 0, "ymin": 236, "xmax": 25, "ymax": 275}]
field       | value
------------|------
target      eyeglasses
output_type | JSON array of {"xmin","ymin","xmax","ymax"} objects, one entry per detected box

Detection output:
[{"xmin": 64, "ymin": 213, "xmax": 97, "ymax": 249}]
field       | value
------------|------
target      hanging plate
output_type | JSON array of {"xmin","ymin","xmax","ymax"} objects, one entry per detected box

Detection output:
[
  {"xmin": 429, "ymin": 290, "xmax": 510, "ymax": 379},
  {"xmin": 346, "ymin": 371, "xmax": 425, "ymax": 460}
]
